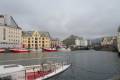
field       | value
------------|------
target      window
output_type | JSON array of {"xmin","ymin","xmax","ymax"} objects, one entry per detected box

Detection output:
[
  {"xmin": 28, "ymin": 38, "xmax": 30, "ymax": 40},
  {"xmin": 0, "ymin": 76, "xmax": 12, "ymax": 80},
  {"xmin": 3, "ymin": 28, "xmax": 6, "ymax": 40},
  {"xmin": 42, "ymin": 44, "xmax": 44, "ymax": 47},
  {"xmin": 28, "ymin": 41, "xmax": 30, "ymax": 43},
  {"xmin": 35, "ymin": 38, "xmax": 37, "ymax": 40},
  {"xmin": 28, "ymin": 44, "xmax": 30, "ymax": 48}
]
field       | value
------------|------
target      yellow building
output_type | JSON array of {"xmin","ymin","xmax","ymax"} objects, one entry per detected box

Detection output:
[{"xmin": 22, "ymin": 31, "xmax": 51, "ymax": 49}]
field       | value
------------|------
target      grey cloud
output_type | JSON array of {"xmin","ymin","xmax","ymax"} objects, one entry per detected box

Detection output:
[{"xmin": 0, "ymin": 0, "xmax": 120, "ymax": 39}]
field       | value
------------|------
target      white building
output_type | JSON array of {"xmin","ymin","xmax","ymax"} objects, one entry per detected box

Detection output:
[
  {"xmin": 101, "ymin": 36, "xmax": 116, "ymax": 46},
  {"xmin": 75, "ymin": 37, "xmax": 88, "ymax": 47},
  {"xmin": 0, "ymin": 15, "xmax": 22, "ymax": 48},
  {"xmin": 117, "ymin": 27, "xmax": 120, "ymax": 53}
]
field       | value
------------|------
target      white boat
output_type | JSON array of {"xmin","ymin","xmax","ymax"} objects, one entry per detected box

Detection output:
[
  {"xmin": 0, "ymin": 64, "xmax": 71, "ymax": 80},
  {"xmin": 0, "ymin": 64, "xmax": 25, "ymax": 80},
  {"xmin": 36, "ymin": 64, "xmax": 71, "ymax": 80}
]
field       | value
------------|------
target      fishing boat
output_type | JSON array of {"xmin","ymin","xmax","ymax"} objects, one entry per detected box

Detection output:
[
  {"xmin": 10, "ymin": 48, "xmax": 30, "ymax": 53},
  {"xmin": 43, "ymin": 48, "xmax": 58, "ymax": 52},
  {"xmin": 0, "ymin": 48, "xmax": 5, "ymax": 53},
  {"xmin": 0, "ymin": 64, "xmax": 71, "ymax": 80}
]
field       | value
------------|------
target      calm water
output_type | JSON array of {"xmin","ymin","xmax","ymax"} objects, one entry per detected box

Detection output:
[{"xmin": 0, "ymin": 50, "xmax": 120, "ymax": 80}]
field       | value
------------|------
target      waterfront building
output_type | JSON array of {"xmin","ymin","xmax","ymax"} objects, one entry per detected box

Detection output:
[
  {"xmin": 51, "ymin": 38, "xmax": 62, "ymax": 48},
  {"xmin": 117, "ymin": 27, "xmax": 120, "ymax": 52},
  {"xmin": 22, "ymin": 31, "xmax": 51, "ymax": 49},
  {"xmin": 75, "ymin": 37, "xmax": 88, "ymax": 47},
  {"xmin": 63, "ymin": 35, "xmax": 88, "ymax": 47},
  {"xmin": 0, "ymin": 15, "xmax": 22, "ymax": 48},
  {"xmin": 101, "ymin": 36, "xmax": 117, "ymax": 47},
  {"xmin": 87, "ymin": 40, "xmax": 92, "ymax": 47}
]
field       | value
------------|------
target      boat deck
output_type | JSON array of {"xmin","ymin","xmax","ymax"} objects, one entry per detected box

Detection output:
[
  {"xmin": 27, "ymin": 70, "xmax": 52, "ymax": 80},
  {"xmin": 27, "ymin": 64, "xmax": 70, "ymax": 80}
]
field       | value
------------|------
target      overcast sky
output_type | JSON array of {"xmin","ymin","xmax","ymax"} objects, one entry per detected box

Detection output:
[{"xmin": 0, "ymin": 0, "xmax": 120, "ymax": 39}]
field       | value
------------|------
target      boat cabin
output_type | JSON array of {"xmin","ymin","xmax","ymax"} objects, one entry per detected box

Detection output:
[{"xmin": 0, "ymin": 64, "xmax": 25, "ymax": 80}]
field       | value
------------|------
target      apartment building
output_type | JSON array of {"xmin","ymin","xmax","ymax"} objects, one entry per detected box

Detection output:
[
  {"xmin": 22, "ymin": 31, "xmax": 51, "ymax": 49},
  {"xmin": 101, "ymin": 36, "xmax": 116, "ymax": 46},
  {"xmin": 51, "ymin": 38, "xmax": 62, "ymax": 48},
  {"xmin": 0, "ymin": 15, "xmax": 22, "ymax": 48},
  {"xmin": 75, "ymin": 37, "xmax": 88, "ymax": 47}
]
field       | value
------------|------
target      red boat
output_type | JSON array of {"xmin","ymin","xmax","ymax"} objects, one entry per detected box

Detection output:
[
  {"xmin": 43, "ymin": 48, "xmax": 58, "ymax": 52},
  {"xmin": 0, "ymin": 49, "xmax": 5, "ymax": 53},
  {"xmin": 10, "ymin": 48, "xmax": 30, "ymax": 53}
]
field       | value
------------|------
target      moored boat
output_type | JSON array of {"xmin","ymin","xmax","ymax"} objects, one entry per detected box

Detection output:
[
  {"xmin": 43, "ymin": 48, "xmax": 58, "ymax": 52},
  {"xmin": 0, "ymin": 64, "xmax": 25, "ymax": 80},
  {"xmin": 0, "ymin": 64, "xmax": 71, "ymax": 80},
  {"xmin": 10, "ymin": 48, "xmax": 30, "ymax": 53},
  {"xmin": 36, "ymin": 64, "xmax": 71, "ymax": 80},
  {"xmin": 0, "ymin": 48, "xmax": 5, "ymax": 53}
]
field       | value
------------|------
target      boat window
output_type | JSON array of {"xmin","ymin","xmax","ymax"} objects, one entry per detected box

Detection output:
[
  {"xmin": 4, "ymin": 64, "xmax": 18, "ymax": 68},
  {"xmin": 0, "ymin": 76, "xmax": 12, "ymax": 80}
]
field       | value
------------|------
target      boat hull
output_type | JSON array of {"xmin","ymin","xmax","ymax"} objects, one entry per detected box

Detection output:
[
  {"xmin": 43, "ymin": 48, "xmax": 58, "ymax": 52},
  {"xmin": 10, "ymin": 49, "xmax": 30, "ymax": 53},
  {"xmin": 0, "ymin": 49, "xmax": 5, "ymax": 53},
  {"xmin": 12, "ymin": 50, "xmax": 30, "ymax": 53},
  {"xmin": 35, "ymin": 64, "xmax": 71, "ymax": 80}
]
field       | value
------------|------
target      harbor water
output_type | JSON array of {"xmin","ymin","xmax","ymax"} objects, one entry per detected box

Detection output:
[{"xmin": 0, "ymin": 50, "xmax": 120, "ymax": 80}]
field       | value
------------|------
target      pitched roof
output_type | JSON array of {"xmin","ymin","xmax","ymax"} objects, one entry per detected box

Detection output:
[
  {"xmin": 22, "ymin": 31, "xmax": 51, "ymax": 38},
  {"xmin": 22, "ymin": 31, "xmax": 33, "ymax": 37},
  {"xmin": 0, "ymin": 14, "xmax": 22, "ymax": 29},
  {"xmin": 38, "ymin": 31, "xmax": 51, "ymax": 37}
]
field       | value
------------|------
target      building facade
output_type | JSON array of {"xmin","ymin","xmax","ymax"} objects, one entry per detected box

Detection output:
[
  {"xmin": 101, "ymin": 36, "xmax": 116, "ymax": 46},
  {"xmin": 75, "ymin": 37, "xmax": 88, "ymax": 47},
  {"xmin": 0, "ymin": 15, "xmax": 22, "ymax": 48},
  {"xmin": 22, "ymin": 31, "xmax": 51, "ymax": 49},
  {"xmin": 117, "ymin": 27, "xmax": 120, "ymax": 52},
  {"xmin": 51, "ymin": 38, "xmax": 62, "ymax": 48}
]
